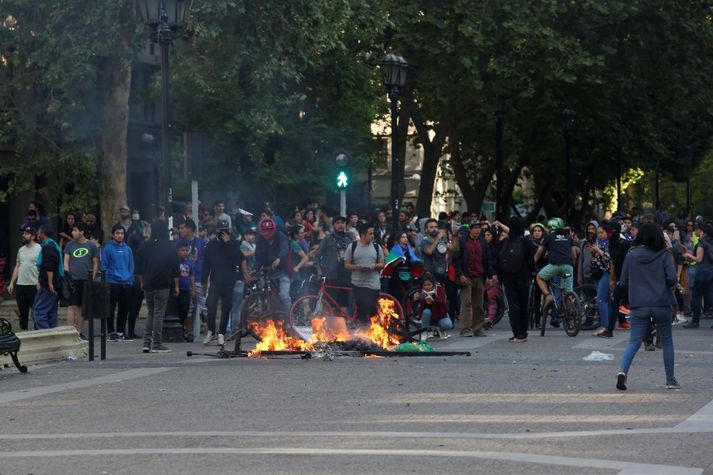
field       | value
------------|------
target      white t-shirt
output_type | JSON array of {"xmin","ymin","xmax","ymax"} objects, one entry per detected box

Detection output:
[{"xmin": 16, "ymin": 243, "xmax": 41, "ymax": 285}]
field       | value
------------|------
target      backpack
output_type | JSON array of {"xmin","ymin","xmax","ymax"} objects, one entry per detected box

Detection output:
[
  {"xmin": 349, "ymin": 241, "xmax": 382, "ymax": 267},
  {"xmin": 497, "ymin": 237, "xmax": 525, "ymax": 275}
]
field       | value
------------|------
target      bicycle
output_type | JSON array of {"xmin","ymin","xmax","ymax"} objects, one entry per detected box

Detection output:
[
  {"xmin": 289, "ymin": 276, "xmax": 405, "ymax": 335},
  {"xmin": 575, "ymin": 283, "xmax": 599, "ymax": 330},
  {"xmin": 539, "ymin": 274, "xmax": 582, "ymax": 337},
  {"xmin": 527, "ymin": 274, "xmax": 542, "ymax": 330}
]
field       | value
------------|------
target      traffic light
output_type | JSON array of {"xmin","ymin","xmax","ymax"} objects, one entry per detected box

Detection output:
[{"xmin": 334, "ymin": 152, "xmax": 350, "ymax": 189}]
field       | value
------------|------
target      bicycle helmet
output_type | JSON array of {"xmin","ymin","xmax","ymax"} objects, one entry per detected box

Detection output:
[
  {"xmin": 258, "ymin": 218, "xmax": 277, "ymax": 240},
  {"xmin": 547, "ymin": 217, "xmax": 565, "ymax": 230},
  {"xmin": 530, "ymin": 222, "xmax": 546, "ymax": 233}
]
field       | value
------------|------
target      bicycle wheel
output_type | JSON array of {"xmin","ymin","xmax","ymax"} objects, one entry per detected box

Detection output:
[
  {"xmin": 288, "ymin": 295, "xmax": 337, "ymax": 328},
  {"xmin": 540, "ymin": 301, "xmax": 551, "ymax": 336},
  {"xmin": 563, "ymin": 291, "xmax": 582, "ymax": 337},
  {"xmin": 241, "ymin": 291, "xmax": 270, "ymax": 327},
  {"xmin": 491, "ymin": 287, "xmax": 507, "ymax": 327},
  {"xmin": 575, "ymin": 284, "xmax": 598, "ymax": 330},
  {"xmin": 377, "ymin": 292, "xmax": 407, "ymax": 337}
]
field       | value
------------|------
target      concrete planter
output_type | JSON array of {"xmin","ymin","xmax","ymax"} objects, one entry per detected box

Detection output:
[{"xmin": 0, "ymin": 326, "xmax": 88, "ymax": 370}]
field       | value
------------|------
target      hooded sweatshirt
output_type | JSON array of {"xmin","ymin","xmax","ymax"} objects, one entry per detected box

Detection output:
[
  {"xmin": 621, "ymin": 246, "xmax": 677, "ymax": 308},
  {"xmin": 577, "ymin": 220, "xmax": 598, "ymax": 283},
  {"xmin": 101, "ymin": 240, "xmax": 134, "ymax": 285}
]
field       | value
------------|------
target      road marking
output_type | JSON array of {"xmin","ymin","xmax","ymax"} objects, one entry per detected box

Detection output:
[
  {"xmin": 0, "ymin": 368, "xmax": 172, "ymax": 404},
  {"xmin": 0, "ymin": 447, "xmax": 701, "ymax": 474},
  {"xmin": 385, "ymin": 392, "xmax": 680, "ymax": 403},
  {"xmin": 675, "ymin": 397, "xmax": 713, "ymax": 431}
]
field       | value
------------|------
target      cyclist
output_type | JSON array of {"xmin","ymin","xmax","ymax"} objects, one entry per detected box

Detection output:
[
  {"xmin": 254, "ymin": 217, "xmax": 292, "ymax": 315},
  {"xmin": 534, "ymin": 217, "xmax": 578, "ymax": 308}
]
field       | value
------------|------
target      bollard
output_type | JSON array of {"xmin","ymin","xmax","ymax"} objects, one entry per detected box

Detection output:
[{"xmin": 83, "ymin": 272, "xmax": 110, "ymax": 361}]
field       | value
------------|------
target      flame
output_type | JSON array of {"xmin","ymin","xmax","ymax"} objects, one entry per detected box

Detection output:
[
  {"xmin": 248, "ymin": 298, "xmax": 402, "ymax": 356},
  {"xmin": 310, "ymin": 317, "xmax": 349, "ymax": 343},
  {"xmin": 248, "ymin": 320, "xmax": 312, "ymax": 357},
  {"xmin": 358, "ymin": 298, "xmax": 402, "ymax": 350}
]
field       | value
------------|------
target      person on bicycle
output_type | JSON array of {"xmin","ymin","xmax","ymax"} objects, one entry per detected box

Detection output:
[
  {"xmin": 254, "ymin": 217, "xmax": 293, "ymax": 315},
  {"xmin": 316, "ymin": 216, "xmax": 352, "ymax": 312},
  {"xmin": 534, "ymin": 217, "xmax": 577, "ymax": 307},
  {"xmin": 344, "ymin": 222, "xmax": 384, "ymax": 324}
]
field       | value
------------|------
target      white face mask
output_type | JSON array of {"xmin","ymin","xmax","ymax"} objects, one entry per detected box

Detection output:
[{"xmin": 132, "ymin": 213, "xmax": 140, "ymax": 221}]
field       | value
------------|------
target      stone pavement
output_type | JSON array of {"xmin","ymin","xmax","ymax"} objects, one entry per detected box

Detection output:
[{"xmin": 1, "ymin": 319, "xmax": 713, "ymax": 474}]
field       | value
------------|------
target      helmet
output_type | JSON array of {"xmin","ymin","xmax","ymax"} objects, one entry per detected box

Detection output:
[
  {"xmin": 530, "ymin": 222, "xmax": 546, "ymax": 233},
  {"xmin": 547, "ymin": 217, "xmax": 565, "ymax": 230},
  {"xmin": 258, "ymin": 218, "xmax": 277, "ymax": 240},
  {"xmin": 695, "ymin": 215, "xmax": 705, "ymax": 224}
]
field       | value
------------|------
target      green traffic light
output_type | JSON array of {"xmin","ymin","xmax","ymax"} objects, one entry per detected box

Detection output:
[{"xmin": 337, "ymin": 171, "xmax": 349, "ymax": 189}]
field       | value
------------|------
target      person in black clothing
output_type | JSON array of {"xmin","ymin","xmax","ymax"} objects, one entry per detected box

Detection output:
[
  {"xmin": 496, "ymin": 217, "xmax": 535, "ymax": 342},
  {"xmin": 137, "ymin": 220, "xmax": 180, "ymax": 353},
  {"xmin": 201, "ymin": 220, "xmax": 249, "ymax": 346},
  {"xmin": 33, "ymin": 226, "xmax": 62, "ymax": 329},
  {"xmin": 599, "ymin": 221, "xmax": 632, "ymax": 338}
]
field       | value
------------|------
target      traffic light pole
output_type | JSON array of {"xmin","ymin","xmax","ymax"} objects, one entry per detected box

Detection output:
[{"xmin": 340, "ymin": 190, "xmax": 346, "ymax": 217}]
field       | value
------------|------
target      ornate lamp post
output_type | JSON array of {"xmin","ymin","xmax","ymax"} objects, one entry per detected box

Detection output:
[
  {"xmin": 137, "ymin": 0, "xmax": 193, "ymax": 222},
  {"xmin": 380, "ymin": 53, "xmax": 409, "ymax": 238}
]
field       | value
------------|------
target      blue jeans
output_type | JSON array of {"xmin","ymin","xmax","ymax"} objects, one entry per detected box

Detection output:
[
  {"xmin": 421, "ymin": 309, "xmax": 454, "ymax": 330},
  {"xmin": 692, "ymin": 268, "xmax": 713, "ymax": 323},
  {"xmin": 620, "ymin": 306, "xmax": 675, "ymax": 383},
  {"xmin": 33, "ymin": 287, "xmax": 58, "ymax": 329},
  {"xmin": 274, "ymin": 272, "xmax": 292, "ymax": 315},
  {"xmin": 596, "ymin": 272, "xmax": 611, "ymax": 328},
  {"xmin": 226, "ymin": 281, "xmax": 245, "ymax": 335}
]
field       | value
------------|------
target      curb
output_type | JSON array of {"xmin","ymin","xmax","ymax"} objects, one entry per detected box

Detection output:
[{"xmin": 0, "ymin": 326, "xmax": 89, "ymax": 370}]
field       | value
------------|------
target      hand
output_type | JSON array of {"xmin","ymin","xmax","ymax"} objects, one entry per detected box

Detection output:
[
  {"xmin": 425, "ymin": 296, "xmax": 434, "ymax": 304},
  {"xmin": 271, "ymin": 259, "xmax": 280, "ymax": 270},
  {"xmin": 609, "ymin": 280, "xmax": 615, "ymax": 292},
  {"xmin": 7, "ymin": 283, "xmax": 13, "ymax": 295},
  {"xmin": 48, "ymin": 284, "xmax": 57, "ymax": 295},
  {"xmin": 438, "ymin": 229, "xmax": 446, "ymax": 238},
  {"xmin": 459, "ymin": 275, "xmax": 471, "ymax": 287},
  {"xmin": 173, "ymin": 287, "xmax": 180, "ymax": 297}
]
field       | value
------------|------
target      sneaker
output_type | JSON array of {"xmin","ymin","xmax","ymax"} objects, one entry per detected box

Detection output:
[
  {"xmin": 683, "ymin": 321, "xmax": 699, "ymax": 329},
  {"xmin": 203, "ymin": 331, "xmax": 214, "ymax": 345},
  {"xmin": 508, "ymin": 336, "xmax": 518, "ymax": 342},
  {"xmin": 473, "ymin": 329, "xmax": 486, "ymax": 337},
  {"xmin": 644, "ymin": 342, "xmax": 656, "ymax": 351},
  {"xmin": 142, "ymin": 341, "xmax": 151, "ymax": 353},
  {"xmin": 460, "ymin": 329, "xmax": 473, "ymax": 337},
  {"xmin": 217, "ymin": 334, "xmax": 225, "ymax": 346},
  {"xmin": 597, "ymin": 330, "xmax": 613, "ymax": 338},
  {"xmin": 674, "ymin": 313, "xmax": 688, "ymax": 325},
  {"xmin": 616, "ymin": 372, "xmax": 627, "ymax": 391},
  {"xmin": 592, "ymin": 327, "xmax": 607, "ymax": 336},
  {"xmin": 184, "ymin": 333, "xmax": 194, "ymax": 343},
  {"xmin": 617, "ymin": 322, "xmax": 631, "ymax": 330},
  {"xmin": 666, "ymin": 379, "xmax": 681, "ymax": 390},
  {"xmin": 151, "ymin": 344, "xmax": 171, "ymax": 353},
  {"xmin": 550, "ymin": 320, "xmax": 560, "ymax": 328},
  {"xmin": 515, "ymin": 337, "xmax": 527, "ymax": 343},
  {"xmin": 618, "ymin": 305, "xmax": 631, "ymax": 315},
  {"xmin": 123, "ymin": 334, "xmax": 135, "ymax": 342},
  {"xmin": 109, "ymin": 332, "xmax": 119, "ymax": 342}
]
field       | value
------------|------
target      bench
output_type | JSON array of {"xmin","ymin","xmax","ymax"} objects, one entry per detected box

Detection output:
[{"xmin": 0, "ymin": 318, "xmax": 28, "ymax": 373}]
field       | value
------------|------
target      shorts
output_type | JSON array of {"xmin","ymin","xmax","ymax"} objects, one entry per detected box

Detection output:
[
  {"xmin": 538, "ymin": 264, "xmax": 574, "ymax": 292},
  {"xmin": 69, "ymin": 279, "xmax": 86, "ymax": 307}
]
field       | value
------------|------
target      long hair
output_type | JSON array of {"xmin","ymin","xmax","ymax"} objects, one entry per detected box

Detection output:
[{"xmin": 633, "ymin": 223, "xmax": 665, "ymax": 251}]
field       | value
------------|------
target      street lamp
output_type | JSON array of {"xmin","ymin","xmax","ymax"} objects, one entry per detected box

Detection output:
[
  {"xmin": 561, "ymin": 109, "xmax": 576, "ymax": 220},
  {"xmin": 137, "ymin": 0, "xmax": 193, "ymax": 223},
  {"xmin": 380, "ymin": 53, "xmax": 408, "ymax": 239}
]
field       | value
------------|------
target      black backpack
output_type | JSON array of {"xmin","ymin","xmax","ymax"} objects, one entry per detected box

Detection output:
[
  {"xmin": 349, "ymin": 240, "xmax": 382, "ymax": 265},
  {"xmin": 497, "ymin": 237, "xmax": 525, "ymax": 275}
]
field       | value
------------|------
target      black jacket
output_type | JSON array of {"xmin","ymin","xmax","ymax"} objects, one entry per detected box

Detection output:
[
  {"xmin": 38, "ymin": 240, "xmax": 61, "ymax": 290},
  {"xmin": 201, "ymin": 238, "xmax": 245, "ymax": 287},
  {"xmin": 137, "ymin": 239, "xmax": 180, "ymax": 290},
  {"xmin": 454, "ymin": 235, "xmax": 494, "ymax": 279}
]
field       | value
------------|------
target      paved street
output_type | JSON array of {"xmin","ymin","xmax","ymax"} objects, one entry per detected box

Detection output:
[{"xmin": 1, "ymin": 321, "xmax": 713, "ymax": 474}]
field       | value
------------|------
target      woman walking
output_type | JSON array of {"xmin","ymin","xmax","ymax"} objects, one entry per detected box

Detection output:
[{"xmin": 617, "ymin": 223, "xmax": 679, "ymax": 390}]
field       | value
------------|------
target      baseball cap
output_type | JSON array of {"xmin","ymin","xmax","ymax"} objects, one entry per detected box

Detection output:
[
  {"xmin": 119, "ymin": 204, "xmax": 129, "ymax": 210},
  {"xmin": 22, "ymin": 226, "xmax": 37, "ymax": 235},
  {"xmin": 333, "ymin": 216, "xmax": 347, "ymax": 223},
  {"xmin": 239, "ymin": 208, "xmax": 253, "ymax": 216},
  {"xmin": 258, "ymin": 218, "xmax": 277, "ymax": 239},
  {"xmin": 217, "ymin": 220, "xmax": 231, "ymax": 231}
]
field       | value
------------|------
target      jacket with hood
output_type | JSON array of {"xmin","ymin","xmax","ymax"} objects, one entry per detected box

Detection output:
[
  {"xmin": 137, "ymin": 221, "xmax": 180, "ymax": 291},
  {"xmin": 101, "ymin": 240, "xmax": 134, "ymax": 285},
  {"xmin": 577, "ymin": 220, "xmax": 598, "ymax": 284},
  {"xmin": 621, "ymin": 246, "xmax": 677, "ymax": 308}
]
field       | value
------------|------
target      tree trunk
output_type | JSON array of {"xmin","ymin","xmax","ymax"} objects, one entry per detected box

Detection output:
[
  {"xmin": 451, "ymin": 141, "xmax": 494, "ymax": 213},
  {"xmin": 98, "ymin": 57, "xmax": 131, "ymax": 239},
  {"xmin": 415, "ymin": 140, "xmax": 442, "ymax": 217}
]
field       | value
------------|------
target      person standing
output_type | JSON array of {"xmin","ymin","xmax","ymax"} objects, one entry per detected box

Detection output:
[
  {"xmin": 316, "ymin": 216, "xmax": 351, "ymax": 312},
  {"xmin": 33, "ymin": 226, "xmax": 62, "ymax": 329},
  {"xmin": 344, "ymin": 223, "xmax": 384, "ymax": 324},
  {"xmin": 495, "ymin": 218, "xmax": 534, "ymax": 342},
  {"xmin": 7, "ymin": 227, "xmax": 42, "ymax": 330},
  {"xmin": 201, "ymin": 220, "xmax": 248, "ymax": 345},
  {"xmin": 683, "ymin": 222, "xmax": 713, "ymax": 329},
  {"xmin": 617, "ymin": 223, "xmax": 679, "ymax": 390},
  {"xmin": 214, "ymin": 200, "xmax": 232, "ymax": 231},
  {"xmin": 454, "ymin": 220, "xmax": 494, "ymax": 337},
  {"xmin": 176, "ymin": 240, "xmax": 195, "ymax": 341},
  {"xmin": 136, "ymin": 220, "xmax": 179, "ymax": 353},
  {"xmin": 101, "ymin": 224, "xmax": 134, "ymax": 341},
  {"xmin": 63, "ymin": 223, "xmax": 99, "ymax": 337}
]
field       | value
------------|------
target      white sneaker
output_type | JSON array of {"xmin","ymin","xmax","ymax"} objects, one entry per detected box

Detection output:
[
  {"xmin": 674, "ymin": 313, "xmax": 688, "ymax": 325},
  {"xmin": 218, "ymin": 334, "xmax": 225, "ymax": 346},
  {"xmin": 202, "ymin": 331, "xmax": 214, "ymax": 345},
  {"xmin": 592, "ymin": 326, "xmax": 606, "ymax": 336}
]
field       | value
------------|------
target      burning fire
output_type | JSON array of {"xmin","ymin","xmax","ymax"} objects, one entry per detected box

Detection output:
[{"xmin": 248, "ymin": 298, "xmax": 402, "ymax": 356}]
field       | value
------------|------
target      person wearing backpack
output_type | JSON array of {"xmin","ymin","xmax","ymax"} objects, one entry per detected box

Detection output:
[
  {"xmin": 344, "ymin": 223, "xmax": 384, "ymax": 324},
  {"xmin": 683, "ymin": 222, "xmax": 713, "ymax": 328},
  {"xmin": 496, "ymin": 217, "xmax": 534, "ymax": 342}
]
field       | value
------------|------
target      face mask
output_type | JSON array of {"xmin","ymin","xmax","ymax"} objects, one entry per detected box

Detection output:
[{"xmin": 132, "ymin": 213, "xmax": 140, "ymax": 220}]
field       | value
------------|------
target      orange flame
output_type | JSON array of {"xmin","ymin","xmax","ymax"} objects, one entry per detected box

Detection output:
[
  {"xmin": 358, "ymin": 298, "xmax": 402, "ymax": 350},
  {"xmin": 248, "ymin": 320, "xmax": 312, "ymax": 357},
  {"xmin": 310, "ymin": 317, "xmax": 349, "ymax": 343}
]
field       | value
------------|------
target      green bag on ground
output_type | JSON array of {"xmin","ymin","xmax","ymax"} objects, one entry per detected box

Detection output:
[{"xmin": 393, "ymin": 342, "xmax": 434, "ymax": 352}]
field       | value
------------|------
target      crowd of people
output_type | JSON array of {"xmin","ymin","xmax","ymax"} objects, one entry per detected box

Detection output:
[{"xmin": 5, "ymin": 198, "xmax": 712, "ymax": 389}]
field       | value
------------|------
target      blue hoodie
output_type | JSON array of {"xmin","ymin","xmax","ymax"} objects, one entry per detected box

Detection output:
[
  {"xmin": 621, "ymin": 246, "xmax": 677, "ymax": 308},
  {"xmin": 101, "ymin": 240, "xmax": 134, "ymax": 285}
]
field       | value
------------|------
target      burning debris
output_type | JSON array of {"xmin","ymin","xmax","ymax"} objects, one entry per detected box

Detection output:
[{"xmin": 248, "ymin": 297, "xmax": 403, "ymax": 358}]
